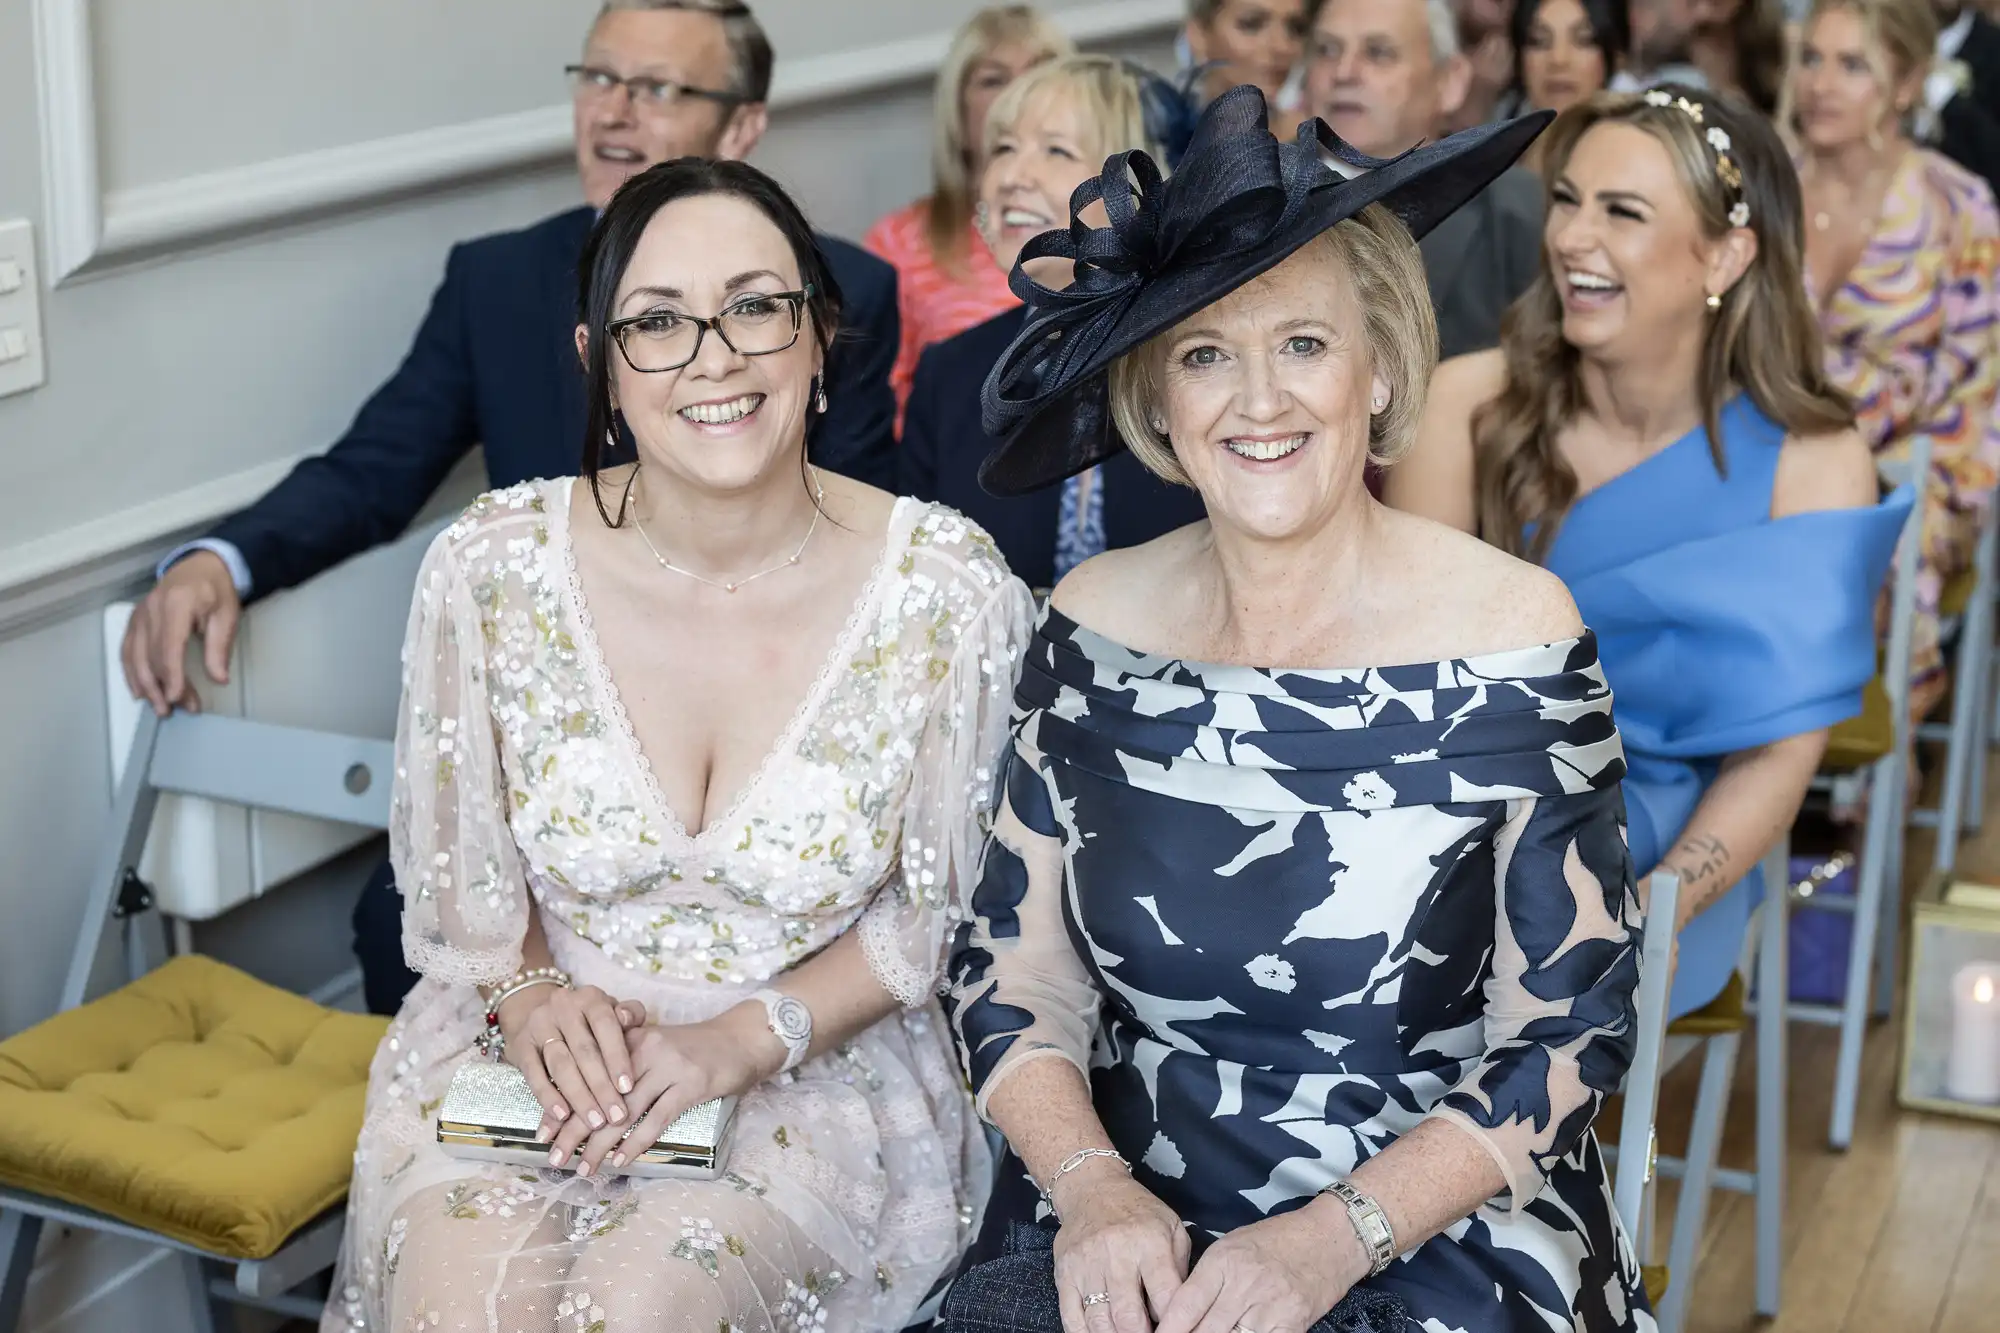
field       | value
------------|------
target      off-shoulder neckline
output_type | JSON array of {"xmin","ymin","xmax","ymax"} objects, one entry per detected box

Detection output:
[{"xmin": 1037, "ymin": 604, "xmax": 1595, "ymax": 681}]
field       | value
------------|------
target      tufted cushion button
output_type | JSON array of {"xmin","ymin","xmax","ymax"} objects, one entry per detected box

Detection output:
[{"xmin": 0, "ymin": 955, "xmax": 387, "ymax": 1260}]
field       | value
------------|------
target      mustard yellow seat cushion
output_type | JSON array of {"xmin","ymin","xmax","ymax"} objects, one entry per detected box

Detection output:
[
  {"xmin": 0, "ymin": 955, "xmax": 388, "ymax": 1259},
  {"xmin": 1823, "ymin": 675, "xmax": 1895, "ymax": 772}
]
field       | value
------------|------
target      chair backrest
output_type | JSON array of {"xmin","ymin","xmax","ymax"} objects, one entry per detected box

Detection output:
[
  {"xmin": 1877, "ymin": 436, "xmax": 1934, "ymax": 722},
  {"xmin": 147, "ymin": 711, "xmax": 394, "ymax": 830},
  {"xmin": 1614, "ymin": 868, "xmax": 1682, "ymax": 1239},
  {"xmin": 62, "ymin": 709, "xmax": 394, "ymax": 1010}
]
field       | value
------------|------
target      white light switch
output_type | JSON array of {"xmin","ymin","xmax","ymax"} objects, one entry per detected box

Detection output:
[{"xmin": 0, "ymin": 219, "xmax": 46, "ymax": 398}]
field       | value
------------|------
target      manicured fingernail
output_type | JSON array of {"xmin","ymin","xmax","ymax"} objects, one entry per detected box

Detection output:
[
  {"xmin": 617, "ymin": 1075, "xmax": 632, "ymax": 1094},
  {"xmin": 552, "ymin": 1104, "xmax": 568, "ymax": 1121},
  {"xmin": 534, "ymin": 1126, "xmax": 550, "ymax": 1143},
  {"xmin": 587, "ymin": 1111, "xmax": 604, "ymax": 1129},
  {"xmin": 548, "ymin": 1147, "xmax": 565, "ymax": 1166},
  {"xmin": 609, "ymin": 1152, "xmax": 625, "ymax": 1169},
  {"xmin": 577, "ymin": 1161, "xmax": 594, "ymax": 1179},
  {"xmin": 608, "ymin": 1104, "xmax": 625, "ymax": 1123}
]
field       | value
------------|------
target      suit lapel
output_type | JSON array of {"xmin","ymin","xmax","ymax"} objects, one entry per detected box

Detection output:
[{"xmin": 1419, "ymin": 203, "xmax": 1477, "ymax": 326}]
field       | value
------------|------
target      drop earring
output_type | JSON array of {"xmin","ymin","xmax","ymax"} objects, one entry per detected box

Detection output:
[{"xmin": 812, "ymin": 373, "xmax": 828, "ymax": 414}]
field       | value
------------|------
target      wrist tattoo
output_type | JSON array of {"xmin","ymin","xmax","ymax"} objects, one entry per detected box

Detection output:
[{"xmin": 1665, "ymin": 833, "xmax": 1730, "ymax": 886}]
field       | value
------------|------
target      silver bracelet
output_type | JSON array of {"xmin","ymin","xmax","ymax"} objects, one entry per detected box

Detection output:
[
  {"xmin": 1043, "ymin": 1147, "xmax": 1128, "ymax": 1213},
  {"xmin": 1320, "ymin": 1178, "xmax": 1397, "ymax": 1276}
]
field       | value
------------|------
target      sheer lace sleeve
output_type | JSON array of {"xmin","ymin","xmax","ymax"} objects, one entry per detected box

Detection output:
[
  {"xmin": 1426, "ymin": 783, "xmax": 1641, "ymax": 1215},
  {"xmin": 390, "ymin": 527, "xmax": 531, "ymax": 988},
  {"xmin": 944, "ymin": 732, "xmax": 1103, "ymax": 1119},
  {"xmin": 856, "ymin": 518, "xmax": 1035, "ymax": 1008}
]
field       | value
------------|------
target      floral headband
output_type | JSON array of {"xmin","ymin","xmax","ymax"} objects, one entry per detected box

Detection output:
[{"xmin": 1642, "ymin": 90, "xmax": 1751, "ymax": 228}]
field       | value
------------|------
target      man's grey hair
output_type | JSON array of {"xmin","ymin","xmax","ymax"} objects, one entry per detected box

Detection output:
[
  {"xmin": 599, "ymin": 0, "xmax": 775, "ymax": 102},
  {"xmin": 1422, "ymin": 0, "xmax": 1461, "ymax": 65},
  {"xmin": 1308, "ymin": 0, "xmax": 1462, "ymax": 65}
]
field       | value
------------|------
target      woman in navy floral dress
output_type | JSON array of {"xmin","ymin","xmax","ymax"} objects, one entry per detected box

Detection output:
[{"xmin": 943, "ymin": 88, "xmax": 1653, "ymax": 1333}]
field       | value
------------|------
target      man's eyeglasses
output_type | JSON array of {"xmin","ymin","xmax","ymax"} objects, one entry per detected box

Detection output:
[
  {"xmin": 566, "ymin": 64, "xmax": 743, "ymax": 110},
  {"xmin": 606, "ymin": 288, "xmax": 814, "ymax": 373}
]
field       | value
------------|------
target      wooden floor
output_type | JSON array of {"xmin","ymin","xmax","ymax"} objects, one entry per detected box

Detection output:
[{"xmin": 1642, "ymin": 755, "xmax": 2000, "ymax": 1333}]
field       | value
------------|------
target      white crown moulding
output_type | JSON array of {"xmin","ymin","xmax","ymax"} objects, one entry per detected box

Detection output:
[{"xmin": 34, "ymin": 0, "xmax": 1185, "ymax": 286}]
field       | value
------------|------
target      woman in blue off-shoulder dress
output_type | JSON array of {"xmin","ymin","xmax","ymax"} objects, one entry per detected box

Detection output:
[{"xmin": 943, "ymin": 88, "xmax": 1653, "ymax": 1333}]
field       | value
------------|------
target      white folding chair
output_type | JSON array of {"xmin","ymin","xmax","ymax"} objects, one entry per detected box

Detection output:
[
  {"xmin": 1614, "ymin": 871, "xmax": 1683, "ymax": 1248},
  {"xmin": 0, "ymin": 708, "xmax": 392, "ymax": 1333}
]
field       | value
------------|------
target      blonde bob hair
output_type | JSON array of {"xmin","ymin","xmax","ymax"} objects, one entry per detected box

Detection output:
[
  {"xmin": 982, "ymin": 54, "xmax": 1169, "ymax": 171},
  {"xmin": 927, "ymin": 6, "xmax": 1075, "ymax": 270},
  {"xmin": 1780, "ymin": 0, "xmax": 1939, "ymax": 145},
  {"xmin": 1106, "ymin": 206, "xmax": 1440, "ymax": 487}
]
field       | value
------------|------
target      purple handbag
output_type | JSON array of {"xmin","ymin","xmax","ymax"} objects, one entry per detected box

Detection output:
[{"xmin": 1787, "ymin": 852, "xmax": 1858, "ymax": 1005}]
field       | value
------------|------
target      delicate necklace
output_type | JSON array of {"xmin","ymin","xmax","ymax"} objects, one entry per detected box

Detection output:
[{"xmin": 629, "ymin": 468, "xmax": 825, "ymax": 593}]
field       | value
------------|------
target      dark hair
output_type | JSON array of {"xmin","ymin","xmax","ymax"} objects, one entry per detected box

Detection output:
[
  {"xmin": 1724, "ymin": 0, "xmax": 1789, "ymax": 117},
  {"xmin": 1509, "ymin": 0, "xmax": 1631, "ymax": 96},
  {"xmin": 576, "ymin": 157, "xmax": 842, "ymax": 526}
]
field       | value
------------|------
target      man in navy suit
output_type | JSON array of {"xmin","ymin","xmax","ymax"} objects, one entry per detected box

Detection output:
[{"xmin": 120, "ymin": 0, "xmax": 899, "ymax": 1015}]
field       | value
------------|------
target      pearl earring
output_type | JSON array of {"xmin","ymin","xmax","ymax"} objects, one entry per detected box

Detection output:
[{"xmin": 1705, "ymin": 292, "xmax": 1722, "ymax": 311}]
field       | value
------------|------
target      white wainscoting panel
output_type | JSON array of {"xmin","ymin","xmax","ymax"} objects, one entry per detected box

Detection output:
[{"xmin": 37, "ymin": 0, "xmax": 1184, "ymax": 283}]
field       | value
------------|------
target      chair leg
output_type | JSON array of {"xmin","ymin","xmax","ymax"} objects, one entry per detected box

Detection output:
[
  {"xmin": 1874, "ymin": 753, "xmax": 1908, "ymax": 1022},
  {"xmin": 0, "ymin": 1211, "xmax": 44, "ymax": 1333},
  {"xmin": 1656, "ymin": 1031, "xmax": 1739, "ymax": 1333},
  {"xmin": 1934, "ymin": 619, "xmax": 1983, "ymax": 872},
  {"xmin": 1754, "ymin": 863, "xmax": 1787, "ymax": 1318},
  {"xmin": 1969, "ymin": 631, "xmax": 1992, "ymax": 832},
  {"xmin": 1832, "ymin": 755, "xmax": 1896, "ymax": 1149},
  {"xmin": 178, "ymin": 1253, "xmax": 229, "ymax": 1333}
]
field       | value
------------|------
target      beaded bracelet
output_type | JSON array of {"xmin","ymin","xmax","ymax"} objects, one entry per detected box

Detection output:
[{"xmin": 478, "ymin": 967, "xmax": 572, "ymax": 1056}]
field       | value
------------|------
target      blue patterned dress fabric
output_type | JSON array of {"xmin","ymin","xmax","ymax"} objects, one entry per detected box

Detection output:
[
  {"xmin": 1541, "ymin": 396, "xmax": 1912, "ymax": 1019},
  {"xmin": 1053, "ymin": 466, "xmax": 1109, "ymax": 582},
  {"xmin": 947, "ymin": 610, "xmax": 1655, "ymax": 1332}
]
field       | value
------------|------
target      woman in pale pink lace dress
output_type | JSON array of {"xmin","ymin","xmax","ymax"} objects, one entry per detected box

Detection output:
[{"xmin": 324, "ymin": 158, "xmax": 1032, "ymax": 1333}]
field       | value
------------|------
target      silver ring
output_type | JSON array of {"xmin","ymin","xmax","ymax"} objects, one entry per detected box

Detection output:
[{"xmin": 1081, "ymin": 1292, "xmax": 1111, "ymax": 1307}]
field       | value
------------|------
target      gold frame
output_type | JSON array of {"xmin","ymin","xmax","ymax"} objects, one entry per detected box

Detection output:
[{"xmin": 1897, "ymin": 871, "xmax": 2000, "ymax": 1123}]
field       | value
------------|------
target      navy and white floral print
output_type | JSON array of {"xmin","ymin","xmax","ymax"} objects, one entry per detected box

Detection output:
[{"xmin": 946, "ymin": 608, "xmax": 1655, "ymax": 1332}]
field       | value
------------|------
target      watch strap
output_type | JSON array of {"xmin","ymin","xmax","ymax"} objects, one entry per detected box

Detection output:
[{"xmin": 751, "ymin": 988, "xmax": 812, "ymax": 1073}]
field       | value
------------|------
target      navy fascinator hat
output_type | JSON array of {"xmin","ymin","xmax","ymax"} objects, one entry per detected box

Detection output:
[{"xmin": 976, "ymin": 85, "xmax": 1552, "ymax": 497}]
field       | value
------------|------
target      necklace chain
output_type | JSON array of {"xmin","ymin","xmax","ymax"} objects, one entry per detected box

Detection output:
[{"xmin": 630, "ymin": 468, "xmax": 825, "ymax": 594}]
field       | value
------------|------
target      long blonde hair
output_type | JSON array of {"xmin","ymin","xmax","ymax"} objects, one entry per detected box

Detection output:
[
  {"xmin": 927, "ymin": 6, "xmax": 1074, "ymax": 273},
  {"xmin": 1473, "ymin": 89, "xmax": 1853, "ymax": 561}
]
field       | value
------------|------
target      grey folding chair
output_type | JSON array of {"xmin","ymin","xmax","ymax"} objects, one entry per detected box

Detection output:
[
  {"xmin": 1791, "ymin": 439, "xmax": 1931, "ymax": 1150},
  {"xmin": 1613, "ymin": 870, "xmax": 1682, "ymax": 1246},
  {"xmin": 0, "ymin": 708, "xmax": 392, "ymax": 1333},
  {"xmin": 1913, "ymin": 483, "xmax": 1999, "ymax": 871}
]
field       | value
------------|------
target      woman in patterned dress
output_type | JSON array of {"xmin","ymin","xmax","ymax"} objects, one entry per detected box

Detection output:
[
  {"xmin": 324, "ymin": 158, "xmax": 1034, "ymax": 1332},
  {"xmin": 1791, "ymin": 0, "xmax": 2000, "ymax": 719},
  {"xmin": 946, "ymin": 88, "xmax": 1656, "ymax": 1332}
]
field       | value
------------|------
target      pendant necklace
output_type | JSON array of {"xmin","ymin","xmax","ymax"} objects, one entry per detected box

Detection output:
[{"xmin": 630, "ymin": 468, "xmax": 825, "ymax": 593}]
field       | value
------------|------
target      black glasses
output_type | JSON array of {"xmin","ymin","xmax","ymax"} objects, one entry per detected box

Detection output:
[
  {"xmin": 566, "ymin": 64, "xmax": 743, "ymax": 110},
  {"xmin": 606, "ymin": 287, "xmax": 814, "ymax": 373}
]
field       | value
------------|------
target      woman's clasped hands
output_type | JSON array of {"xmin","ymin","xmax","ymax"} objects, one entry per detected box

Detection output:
[
  {"xmin": 1052, "ymin": 1159, "xmax": 1370, "ymax": 1333},
  {"xmin": 496, "ymin": 982, "xmax": 771, "ymax": 1176}
]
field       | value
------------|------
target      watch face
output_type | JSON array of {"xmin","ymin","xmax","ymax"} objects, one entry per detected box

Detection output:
[{"xmin": 770, "ymin": 996, "xmax": 812, "ymax": 1042}]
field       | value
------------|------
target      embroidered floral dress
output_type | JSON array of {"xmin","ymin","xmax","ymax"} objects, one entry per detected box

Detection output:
[
  {"xmin": 1816, "ymin": 146, "xmax": 2000, "ymax": 695},
  {"xmin": 324, "ymin": 480, "xmax": 1033, "ymax": 1333}
]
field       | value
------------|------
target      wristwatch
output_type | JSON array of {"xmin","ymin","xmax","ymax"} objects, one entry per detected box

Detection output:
[
  {"xmin": 751, "ymin": 988, "xmax": 813, "ymax": 1073},
  {"xmin": 1321, "ymin": 1178, "xmax": 1397, "ymax": 1276}
]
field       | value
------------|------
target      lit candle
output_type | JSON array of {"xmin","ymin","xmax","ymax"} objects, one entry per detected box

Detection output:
[{"xmin": 1946, "ymin": 962, "xmax": 2000, "ymax": 1104}]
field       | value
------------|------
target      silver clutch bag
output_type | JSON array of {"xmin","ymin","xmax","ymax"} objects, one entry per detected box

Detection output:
[{"xmin": 436, "ymin": 1059, "xmax": 738, "ymax": 1179}]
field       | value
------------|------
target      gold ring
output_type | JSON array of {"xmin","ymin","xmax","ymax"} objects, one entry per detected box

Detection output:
[{"xmin": 541, "ymin": 1036, "xmax": 563, "ymax": 1050}]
